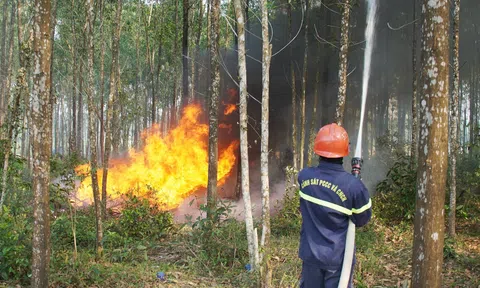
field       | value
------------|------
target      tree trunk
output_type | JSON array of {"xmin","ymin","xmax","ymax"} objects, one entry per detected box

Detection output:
[
  {"xmin": 234, "ymin": 0, "xmax": 259, "ymax": 271},
  {"xmin": 170, "ymin": 0, "xmax": 179, "ymax": 128},
  {"xmin": 134, "ymin": 0, "xmax": 141, "ymax": 148},
  {"xmin": 77, "ymin": 45, "xmax": 83, "ymax": 156},
  {"xmin": 0, "ymin": 8, "xmax": 24, "ymax": 211},
  {"xmin": 70, "ymin": 0, "xmax": 77, "ymax": 154},
  {"xmin": 99, "ymin": 0, "xmax": 105, "ymax": 166},
  {"xmin": 207, "ymin": 0, "xmax": 220, "ymax": 218},
  {"xmin": 411, "ymin": 1, "xmax": 449, "ymax": 287},
  {"xmin": 0, "ymin": 1, "xmax": 7, "ymax": 127},
  {"xmin": 260, "ymin": 0, "xmax": 272, "ymax": 283},
  {"xmin": 469, "ymin": 69, "xmax": 475, "ymax": 146},
  {"xmin": 143, "ymin": 7, "xmax": 156, "ymax": 125},
  {"xmin": 307, "ymin": 48, "xmax": 321, "ymax": 167},
  {"xmin": 299, "ymin": 0, "xmax": 309, "ymax": 169},
  {"xmin": 288, "ymin": 0, "xmax": 297, "ymax": 170},
  {"xmin": 448, "ymin": 0, "xmax": 460, "ymax": 238},
  {"xmin": 85, "ymin": 0, "xmax": 103, "ymax": 259},
  {"xmin": 334, "ymin": 0, "xmax": 351, "ymax": 126},
  {"xmin": 411, "ymin": 0, "xmax": 418, "ymax": 167},
  {"xmin": 31, "ymin": 0, "xmax": 53, "ymax": 284},
  {"xmin": 182, "ymin": 0, "xmax": 189, "ymax": 104},
  {"xmin": 102, "ymin": 0, "xmax": 123, "ymax": 217},
  {"xmin": 193, "ymin": 1, "xmax": 204, "ymax": 101}
]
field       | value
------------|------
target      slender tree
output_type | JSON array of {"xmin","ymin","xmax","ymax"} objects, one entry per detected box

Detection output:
[
  {"xmin": 98, "ymin": 0, "xmax": 106, "ymax": 166},
  {"xmin": 411, "ymin": 0, "xmax": 418, "ymax": 167},
  {"xmin": 299, "ymin": 0, "xmax": 309, "ymax": 169},
  {"xmin": 207, "ymin": 0, "xmax": 220, "ymax": 218},
  {"xmin": 85, "ymin": 0, "xmax": 103, "ymax": 259},
  {"xmin": 449, "ymin": 0, "xmax": 461, "ymax": 238},
  {"xmin": 69, "ymin": 0, "xmax": 77, "ymax": 153},
  {"xmin": 411, "ymin": 0, "xmax": 450, "ymax": 287},
  {"xmin": 182, "ymin": 0, "xmax": 189, "ymax": 103},
  {"xmin": 234, "ymin": 0, "xmax": 259, "ymax": 270},
  {"xmin": 307, "ymin": 49, "xmax": 321, "ymax": 166},
  {"xmin": 288, "ymin": 0, "xmax": 297, "ymax": 170},
  {"xmin": 102, "ymin": 0, "xmax": 123, "ymax": 215},
  {"xmin": 335, "ymin": 0, "xmax": 351, "ymax": 126},
  {"xmin": 260, "ymin": 0, "xmax": 272, "ymax": 283},
  {"xmin": 31, "ymin": 0, "xmax": 53, "ymax": 284}
]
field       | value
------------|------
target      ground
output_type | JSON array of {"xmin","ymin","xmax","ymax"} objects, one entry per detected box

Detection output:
[{"xmin": 2, "ymin": 215, "xmax": 476, "ymax": 288}]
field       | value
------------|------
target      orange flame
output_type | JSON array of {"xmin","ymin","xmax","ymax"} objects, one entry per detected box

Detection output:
[
  {"xmin": 224, "ymin": 103, "xmax": 237, "ymax": 115},
  {"xmin": 74, "ymin": 104, "xmax": 239, "ymax": 210}
]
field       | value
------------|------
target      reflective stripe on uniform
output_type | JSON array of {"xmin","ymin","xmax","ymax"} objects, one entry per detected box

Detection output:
[
  {"xmin": 299, "ymin": 191, "xmax": 352, "ymax": 215},
  {"xmin": 299, "ymin": 191, "xmax": 372, "ymax": 216},
  {"xmin": 352, "ymin": 199, "xmax": 372, "ymax": 214}
]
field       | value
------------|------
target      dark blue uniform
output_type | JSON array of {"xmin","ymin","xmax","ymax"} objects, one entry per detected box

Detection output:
[{"xmin": 298, "ymin": 161, "xmax": 372, "ymax": 288}]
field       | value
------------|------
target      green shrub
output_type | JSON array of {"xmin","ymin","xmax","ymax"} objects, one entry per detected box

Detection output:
[
  {"xmin": 51, "ymin": 207, "xmax": 97, "ymax": 250},
  {"xmin": 117, "ymin": 195, "xmax": 174, "ymax": 240},
  {"xmin": 374, "ymin": 155, "xmax": 416, "ymax": 223},
  {"xmin": 0, "ymin": 207, "xmax": 32, "ymax": 282},
  {"xmin": 271, "ymin": 189, "xmax": 301, "ymax": 236},
  {"xmin": 188, "ymin": 200, "xmax": 249, "ymax": 273}
]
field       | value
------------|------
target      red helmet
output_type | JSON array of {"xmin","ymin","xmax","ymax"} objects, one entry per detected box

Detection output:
[{"xmin": 314, "ymin": 123, "xmax": 350, "ymax": 158}]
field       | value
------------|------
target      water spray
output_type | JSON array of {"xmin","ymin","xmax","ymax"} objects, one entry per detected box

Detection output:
[{"xmin": 338, "ymin": 0, "xmax": 377, "ymax": 287}]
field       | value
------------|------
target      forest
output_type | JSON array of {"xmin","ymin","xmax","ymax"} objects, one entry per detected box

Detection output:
[{"xmin": 0, "ymin": 0, "xmax": 479, "ymax": 286}]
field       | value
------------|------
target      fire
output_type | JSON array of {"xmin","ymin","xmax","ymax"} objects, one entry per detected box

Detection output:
[
  {"xmin": 74, "ymin": 104, "xmax": 239, "ymax": 210},
  {"xmin": 224, "ymin": 103, "xmax": 237, "ymax": 115}
]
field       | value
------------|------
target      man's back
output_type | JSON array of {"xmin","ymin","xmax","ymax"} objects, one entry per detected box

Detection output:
[{"xmin": 298, "ymin": 160, "xmax": 372, "ymax": 269}]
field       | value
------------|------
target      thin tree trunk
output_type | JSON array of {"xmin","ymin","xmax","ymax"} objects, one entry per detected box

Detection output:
[
  {"xmin": 143, "ymin": 7, "xmax": 156, "ymax": 124},
  {"xmin": 134, "ymin": 0, "xmax": 141, "ymax": 148},
  {"xmin": 77, "ymin": 46, "xmax": 83, "ymax": 155},
  {"xmin": 192, "ymin": 2, "xmax": 203, "ymax": 101},
  {"xmin": 31, "ymin": 0, "xmax": 53, "ymax": 284},
  {"xmin": 0, "ymin": 1, "xmax": 8, "ymax": 127},
  {"xmin": 234, "ymin": 0, "xmax": 259, "ymax": 271},
  {"xmin": 3, "ymin": 2, "xmax": 16, "ymax": 115},
  {"xmin": 299, "ymin": 0, "xmax": 309, "ymax": 169},
  {"xmin": 207, "ymin": 0, "xmax": 220, "ymax": 219},
  {"xmin": 171, "ymin": 0, "xmax": 179, "ymax": 128},
  {"xmin": 69, "ymin": 0, "xmax": 77, "ymax": 153},
  {"xmin": 307, "ymin": 49, "xmax": 321, "ymax": 166},
  {"xmin": 288, "ymin": 0, "xmax": 297, "ymax": 170},
  {"xmin": 260, "ymin": 0, "xmax": 272, "ymax": 283},
  {"xmin": 99, "ymin": 0, "xmax": 105, "ymax": 166},
  {"xmin": 411, "ymin": 0, "xmax": 418, "ymax": 167},
  {"xmin": 102, "ymin": 0, "xmax": 123, "ymax": 217},
  {"xmin": 448, "ymin": 0, "xmax": 460, "ymax": 238},
  {"xmin": 334, "ymin": 0, "xmax": 351, "ymax": 126},
  {"xmin": 469, "ymin": 69, "xmax": 475, "ymax": 146},
  {"xmin": 85, "ymin": 0, "xmax": 103, "ymax": 259},
  {"xmin": 182, "ymin": 0, "xmax": 189, "ymax": 104},
  {"xmin": 411, "ymin": 1, "xmax": 449, "ymax": 287}
]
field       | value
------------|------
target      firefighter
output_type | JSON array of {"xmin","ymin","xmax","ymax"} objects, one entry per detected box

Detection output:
[{"xmin": 298, "ymin": 123, "xmax": 372, "ymax": 288}]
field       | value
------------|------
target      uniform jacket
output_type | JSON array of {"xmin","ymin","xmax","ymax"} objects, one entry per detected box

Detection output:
[{"xmin": 298, "ymin": 160, "xmax": 372, "ymax": 269}]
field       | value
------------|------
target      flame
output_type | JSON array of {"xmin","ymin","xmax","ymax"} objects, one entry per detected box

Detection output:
[
  {"xmin": 224, "ymin": 103, "xmax": 237, "ymax": 115},
  {"xmin": 74, "ymin": 104, "xmax": 239, "ymax": 210}
]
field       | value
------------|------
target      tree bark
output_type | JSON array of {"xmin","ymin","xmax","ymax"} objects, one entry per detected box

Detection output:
[
  {"xmin": 69, "ymin": 0, "xmax": 77, "ymax": 154},
  {"xmin": 234, "ymin": 0, "xmax": 259, "ymax": 271},
  {"xmin": 0, "ymin": 1, "xmax": 8, "ymax": 127},
  {"xmin": 334, "ymin": 0, "xmax": 350, "ymax": 126},
  {"xmin": 411, "ymin": 1, "xmax": 450, "ymax": 287},
  {"xmin": 77, "ymin": 41, "xmax": 83, "ymax": 156},
  {"xmin": 182, "ymin": 0, "xmax": 189, "ymax": 104},
  {"xmin": 170, "ymin": 0, "xmax": 179, "ymax": 128},
  {"xmin": 85, "ymin": 0, "xmax": 103, "ymax": 259},
  {"xmin": 260, "ymin": 0, "xmax": 272, "ymax": 283},
  {"xmin": 411, "ymin": 0, "xmax": 418, "ymax": 168},
  {"xmin": 102, "ymin": 0, "xmax": 123, "ymax": 217},
  {"xmin": 31, "ymin": 0, "xmax": 53, "ymax": 284},
  {"xmin": 207, "ymin": 0, "xmax": 220, "ymax": 218},
  {"xmin": 288, "ymin": 0, "xmax": 297, "ymax": 170},
  {"xmin": 143, "ymin": 6, "xmax": 156, "ymax": 124},
  {"xmin": 299, "ymin": 0, "xmax": 309, "ymax": 169},
  {"xmin": 98, "ymin": 0, "xmax": 105, "ymax": 166},
  {"xmin": 307, "ymin": 48, "xmax": 321, "ymax": 167},
  {"xmin": 448, "ymin": 0, "xmax": 460, "ymax": 238},
  {"xmin": 193, "ymin": 1, "xmax": 204, "ymax": 101}
]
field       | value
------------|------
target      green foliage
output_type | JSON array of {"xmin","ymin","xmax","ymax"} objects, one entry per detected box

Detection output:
[
  {"xmin": 187, "ymin": 200, "xmax": 249, "ymax": 273},
  {"xmin": 0, "ymin": 207, "xmax": 32, "ymax": 282},
  {"xmin": 50, "ymin": 152, "xmax": 83, "ymax": 179},
  {"xmin": 271, "ymin": 189, "xmax": 301, "ymax": 236},
  {"xmin": 51, "ymin": 208, "xmax": 97, "ymax": 250},
  {"xmin": 116, "ymin": 195, "xmax": 174, "ymax": 240},
  {"xmin": 374, "ymin": 155, "xmax": 417, "ymax": 223}
]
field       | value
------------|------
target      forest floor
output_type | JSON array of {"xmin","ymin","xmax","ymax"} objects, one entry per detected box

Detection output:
[
  {"xmin": 1, "ymin": 193, "xmax": 479, "ymax": 288},
  {"xmin": 7, "ymin": 214, "xmax": 477, "ymax": 287}
]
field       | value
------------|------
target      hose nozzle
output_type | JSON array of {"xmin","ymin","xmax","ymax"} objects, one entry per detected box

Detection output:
[{"xmin": 351, "ymin": 157, "xmax": 363, "ymax": 179}]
